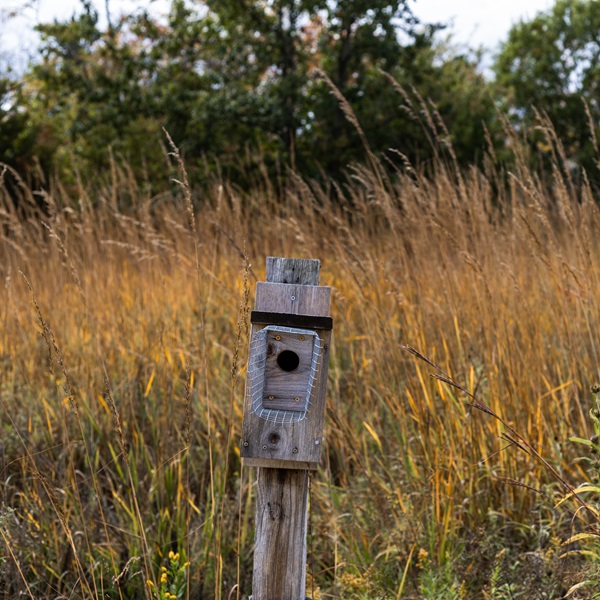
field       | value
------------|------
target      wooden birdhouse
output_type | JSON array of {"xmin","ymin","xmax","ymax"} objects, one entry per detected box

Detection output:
[{"xmin": 240, "ymin": 257, "xmax": 332, "ymax": 470}]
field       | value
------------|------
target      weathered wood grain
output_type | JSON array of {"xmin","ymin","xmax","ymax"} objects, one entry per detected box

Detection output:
[
  {"xmin": 266, "ymin": 256, "xmax": 320, "ymax": 286},
  {"xmin": 255, "ymin": 282, "xmax": 330, "ymax": 317},
  {"xmin": 262, "ymin": 329, "xmax": 313, "ymax": 411},
  {"xmin": 252, "ymin": 468, "xmax": 309, "ymax": 600}
]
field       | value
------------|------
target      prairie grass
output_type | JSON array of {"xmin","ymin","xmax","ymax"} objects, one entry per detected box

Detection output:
[{"xmin": 1, "ymin": 125, "xmax": 600, "ymax": 598}]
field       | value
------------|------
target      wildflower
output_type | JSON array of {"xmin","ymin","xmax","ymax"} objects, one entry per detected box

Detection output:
[
  {"xmin": 417, "ymin": 548, "xmax": 429, "ymax": 569},
  {"xmin": 146, "ymin": 579, "xmax": 155, "ymax": 588},
  {"xmin": 161, "ymin": 572, "xmax": 168, "ymax": 584}
]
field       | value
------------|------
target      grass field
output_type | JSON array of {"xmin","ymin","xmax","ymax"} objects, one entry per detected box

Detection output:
[{"xmin": 1, "ymin": 134, "xmax": 600, "ymax": 598}]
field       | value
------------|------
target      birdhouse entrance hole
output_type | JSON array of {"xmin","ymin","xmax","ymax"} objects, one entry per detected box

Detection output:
[{"xmin": 277, "ymin": 350, "xmax": 300, "ymax": 372}]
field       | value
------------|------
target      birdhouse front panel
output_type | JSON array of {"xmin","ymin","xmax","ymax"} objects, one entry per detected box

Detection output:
[{"xmin": 247, "ymin": 326, "xmax": 322, "ymax": 421}]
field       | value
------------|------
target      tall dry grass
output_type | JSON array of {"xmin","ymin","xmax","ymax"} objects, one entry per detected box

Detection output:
[{"xmin": 0, "ymin": 121, "xmax": 599, "ymax": 598}]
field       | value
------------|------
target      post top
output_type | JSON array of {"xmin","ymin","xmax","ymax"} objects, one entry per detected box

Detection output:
[{"xmin": 266, "ymin": 257, "xmax": 320, "ymax": 285}]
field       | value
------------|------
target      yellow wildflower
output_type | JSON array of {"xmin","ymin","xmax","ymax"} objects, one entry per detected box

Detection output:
[{"xmin": 417, "ymin": 548, "xmax": 429, "ymax": 569}]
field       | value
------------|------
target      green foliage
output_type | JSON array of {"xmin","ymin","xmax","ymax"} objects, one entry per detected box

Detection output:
[
  {"xmin": 417, "ymin": 549, "xmax": 465, "ymax": 599},
  {"xmin": 0, "ymin": 78, "xmax": 44, "ymax": 180},
  {"xmin": 14, "ymin": 0, "xmax": 600, "ymax": 190},
  {"xmin": 151, "ymin": 551, "xmax": 189, "ymax": 600},
  {"xmin": 277, "ymin": 1, "xmax": 491, "ymax": 173},
  {"xmin": 494, "ymin": 0, "xmax": 600, "ymax": 178},
  {"xmin": 305, "ymin": 0, "xmax": 420, "ymax": 169},
  {"xmin": 0, "ymin": 0, "xmax": 506, "ymax": 189},
  {"xmin": 28, "ymin": 1, "xmax": 166, "ymax": 185},
  {"xmin": 309, "ymin": 37, "xmax": 499, "ymax": 173},
  {"xmin": 562, "ymin": 385, "xmax": 600, "ymax": 592}
]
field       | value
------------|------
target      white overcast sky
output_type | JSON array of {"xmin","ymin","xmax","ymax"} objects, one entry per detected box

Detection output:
[{"xmin": 2, "ymin": 0, "xmax": 557, "ymax": 72}]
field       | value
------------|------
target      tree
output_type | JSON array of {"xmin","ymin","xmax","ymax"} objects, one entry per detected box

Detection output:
[
  {"xmin": 494, "ymin": 0, "xmax": 600, "ymax": 176},
  {"xmin": 198, "ymin": 0, "xmax": 323, "ymax": 170},
  {"xmin": 306, "ymin": 13, "xmax": 499, "ymax": 175},
  {"xmin": 26, "ymin": 0, "xmax": 312, "ymax": 183},
  {"xmin": 12, "ymin": 0, "xmax": 501, "ymax": 190},
  {"xmin": 28, "ymin": 1, "xmax": 168, "ymax": 185},
  {"xmin": 0, "ymin": 1, "xmax": 50, "ymax": 180},
  {"xmin": 303, "ymin": 0, "xmax": 420, "ymax": 172}
]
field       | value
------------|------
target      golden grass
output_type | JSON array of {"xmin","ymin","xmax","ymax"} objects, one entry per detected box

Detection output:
[{"xmin": 0, "ymin": 145, "xmax": 599, "ymax": 597}]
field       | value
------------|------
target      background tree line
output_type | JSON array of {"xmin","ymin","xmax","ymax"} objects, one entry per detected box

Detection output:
[{"xmin": 1, "ymin": 0, "xmax": 599, "ymax": 192}]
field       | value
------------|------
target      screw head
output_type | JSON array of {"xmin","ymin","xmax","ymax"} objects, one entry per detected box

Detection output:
[
  {"xmin": 292, "ymin": 448, "xmax": 298, "ymax": 454},
  {"xmin": 299, "ymin": 335, "xmax": 305, "ymax": 341},
  {"xmin": 315, "ymin": 440, "xmax": 320, "ymax": 445},
  {"xmin": 243, "ymin": 441, "xmax": 249, "ymax": 447},
  {"xmin": 275, "ymin": 335, "xmax": 281, "ymax": 341},
  {"xmin": 290, "ymin": 295, "xmax": 296, "ymax": 301},
  {"xmin": 262, "ymin": 445, "xmax": 267, "ymax": 450},
  {"xmin": 268, "ymin": 395, "xmax": 274, "ymax": 400},
  {"xmin": 294, "ymin": 396, "xmax": 301, "ymax": 402}
]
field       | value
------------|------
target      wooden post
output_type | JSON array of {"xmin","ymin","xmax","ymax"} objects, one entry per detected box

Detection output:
[{"xmin": 241, "ymin": 257, "xmax": 332, "ymax": 600}]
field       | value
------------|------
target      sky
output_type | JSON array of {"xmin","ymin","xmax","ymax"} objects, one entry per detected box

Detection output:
[
  {"xmin": 1, "ymin": 0, "xmax": 557, "ymax": 72},
  {"xmin": 413, "ymin": 0, "xmax": 555, "ymax": 52}
]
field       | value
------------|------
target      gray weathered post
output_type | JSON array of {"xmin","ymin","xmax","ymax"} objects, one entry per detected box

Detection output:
[{"xmin": 240, "ymin": 257, "xmax": 332, "ymax": 600}]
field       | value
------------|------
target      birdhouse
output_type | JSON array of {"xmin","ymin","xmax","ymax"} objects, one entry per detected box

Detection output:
[{"xmin": 240, "ymin": 271, "xmax": 332, "ymax": 470}]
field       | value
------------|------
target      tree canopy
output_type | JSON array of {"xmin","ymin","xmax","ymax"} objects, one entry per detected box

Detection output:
[
  {"xmin": 2, "ymin": 0, "xmax": 599, "ymax": 194},
  {"xmin": 494, "ymin": 0, "xmax": 600, "ymax": 178}
]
